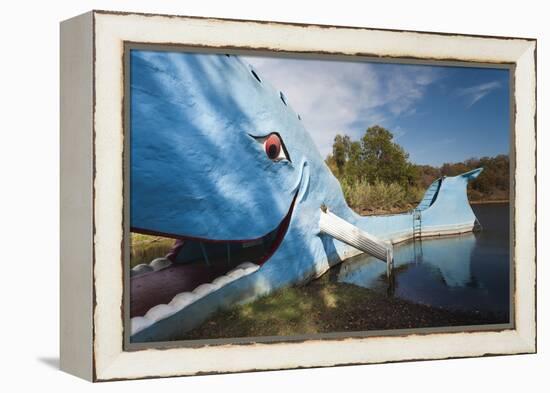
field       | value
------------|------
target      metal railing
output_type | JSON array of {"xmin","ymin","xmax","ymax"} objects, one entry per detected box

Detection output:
[{"xmin": 319, "ymin": 209, "xmax": 394, "ymax": 277}]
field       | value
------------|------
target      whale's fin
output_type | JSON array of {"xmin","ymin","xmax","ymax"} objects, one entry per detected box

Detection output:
[
  {"xmin": 411, "ymin": 167, "xmax": 484, "ymax": 238},
  {"xmin": 460, "ymin": 167, "xmax": 484, "ymax": 181},
  {"xmin": 416, "ymin": 177, "xmax": 443, "ymax": 211},
  {"xmin": 416, "ymin": 167, "xmax": 483, "ymax": 212}
]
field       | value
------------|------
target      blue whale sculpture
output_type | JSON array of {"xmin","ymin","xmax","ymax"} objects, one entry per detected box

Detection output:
[{"xmin": 129, "ymin": 50, "xmax": 482, "ymax": 342}]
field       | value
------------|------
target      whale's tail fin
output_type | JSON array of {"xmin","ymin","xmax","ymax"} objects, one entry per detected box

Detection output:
[
  {"xmin": 459, "ymin": 167, "xmax": 484, "ymax": 180},
  {"xmin": 413, "ymin": 167, "xmax": 484, "ymax": 236},
  {"xmin": 415, "ymin": 167, "xmax": 483, "ymax": 212},
  {"xmin": 416, "ymin": 177, "xmax": 443, "ymax": 211}
]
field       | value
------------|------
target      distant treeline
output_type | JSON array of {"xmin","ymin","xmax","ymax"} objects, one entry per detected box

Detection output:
[
  {"xmin": 417, "ymin": 155, "xmax": 510, "ymax": 202},
  {"xmin": 325, "ymin": 126, "xmax": 509, "ymax": 214}
]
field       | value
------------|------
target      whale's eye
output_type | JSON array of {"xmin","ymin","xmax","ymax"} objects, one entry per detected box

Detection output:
[
  {"xmin": 265, "ymin": 134, "xmax": 282, "ymax": 159},
  {"xmin": 250, "ymin": 132, "xmax": 290, "ymax": 162}
]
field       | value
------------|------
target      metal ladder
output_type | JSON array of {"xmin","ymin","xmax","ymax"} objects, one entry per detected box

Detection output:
[
  {"xmin": 412, "ymin": 208, "xmax": 422, "ymax": 240},
  {"xmin": 473, "ymin": 217, "xmax": 483, "ymax": 232},
  {"xmin": 412, "ymin": 209, "xmax": 423, "ymax": 263}
]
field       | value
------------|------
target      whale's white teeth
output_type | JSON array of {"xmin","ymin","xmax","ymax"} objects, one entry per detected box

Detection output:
[
  {"xmin": 130, "ymin": 316, "xmax": 149, "ymax": 335},
  {"xmin": 131, "ymin": 264, "xmax": 153, "ymax": 276},
  {"xmin": 193, "ymin": 283, "xmax": 217, "ymax": 297},
  {"xmin": 131, "ymin": 257, "xmax": 172, "ymax": 277},
  {"xmin": 232, "ymin": 261, "xmax": 258, "ymax": 271},
  {"xmin": 130, "ymin": 262, "xmax": 260, "ymax": 336},
  {"xmin": 170, "ymin": 292, "xmax": 195, "ymax": 308},
  {"xmin": 150, "ymin": 257, "xmax": 172, "ymax": 271},
  {"xmin": 212, "ymin": 275, "xmax": 233, "ymax": 288},
  {"xmin": 146, "ymin": 303, "xmax": 175, "ymax": 324},
  {"xmin": 319, "ymin": 209, "xmax": 393, "ymax": 263}
]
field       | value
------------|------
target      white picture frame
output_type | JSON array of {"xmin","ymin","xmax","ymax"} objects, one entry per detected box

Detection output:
[{"xmin": 60, "ymin": 10, "xmax": 536, "ymax": 381}]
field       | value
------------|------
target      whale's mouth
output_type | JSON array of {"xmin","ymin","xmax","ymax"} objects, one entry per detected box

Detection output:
[
  {"xmin": 129, "ymin": 193, "xmax": 297, "ymax": 335},
  {"xmin": 175, "ymin": 191, "xmax": 297, "ymax": 268}
]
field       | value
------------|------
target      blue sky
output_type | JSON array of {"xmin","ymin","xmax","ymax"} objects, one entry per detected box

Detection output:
[{"xmin": 244, "ymin": 56, "xmax": 510, "ymax": 167}]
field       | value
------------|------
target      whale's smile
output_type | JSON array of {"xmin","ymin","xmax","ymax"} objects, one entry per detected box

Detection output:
[
  {"xmin": 130, "ymin": 191, "xmax": 298, "ymax": 333},
  {"xmin": 132, "ymin": 187, "xmax": 297, "ymax": 268}
]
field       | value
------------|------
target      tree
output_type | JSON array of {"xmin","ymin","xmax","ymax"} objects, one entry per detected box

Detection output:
[
  {"xmin": 360, "ymin": 125, "xmax": 416, "ymax": 185},
  {"xmin": 332, "ymin": 134, "xmax": 351, "ymax": 176},
  {"xmin": 344, "ymin": 140, "xmax": 363, "ymax": 181}
]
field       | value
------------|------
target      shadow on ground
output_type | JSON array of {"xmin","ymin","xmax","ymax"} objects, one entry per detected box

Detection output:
[{"xmin": 37, "ymin": 357, "xmax": 59, "ymax": 370}]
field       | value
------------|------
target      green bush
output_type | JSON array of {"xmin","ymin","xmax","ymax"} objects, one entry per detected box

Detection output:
[{"xmin": 341, "ymin": 179, "xmax": 421, "ymax": 212}]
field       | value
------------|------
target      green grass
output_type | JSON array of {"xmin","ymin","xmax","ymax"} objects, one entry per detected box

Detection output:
[
  {"xmin": 130, "ymin": 233, "xmax": 174, "ymax": 268},
  {"xmin": 180, "ymin": 279, "xmax": 364, "ymax": 338}
]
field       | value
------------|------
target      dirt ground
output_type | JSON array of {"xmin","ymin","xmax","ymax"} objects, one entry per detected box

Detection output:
[{"xmin": 175, "ymin": 274, "xmax": 507, "ymax": 341}]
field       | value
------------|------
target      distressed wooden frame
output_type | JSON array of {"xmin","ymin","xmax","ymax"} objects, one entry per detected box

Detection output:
[{"xmin": 60, "ymin": 10, "xmax": 536, "ymax": 381}]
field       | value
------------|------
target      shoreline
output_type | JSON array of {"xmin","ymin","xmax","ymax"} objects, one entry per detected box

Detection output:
[
  {"xmin": 470, "ymin": 199, "xmax": 509, "ymax": 205},
  {"xmin": 358, "ymin": 199, "xmax": 509, "ymax": 216}
]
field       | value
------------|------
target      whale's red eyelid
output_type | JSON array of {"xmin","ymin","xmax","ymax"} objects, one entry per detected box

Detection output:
[{"xmin": 249, "ymin": 132, "xmax": 291, "ymax": 162}]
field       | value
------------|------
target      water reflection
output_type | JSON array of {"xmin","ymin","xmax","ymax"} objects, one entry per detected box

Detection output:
[{"xmin": 334, "ymin": 203, "xmax": 510, "ymax": 317}]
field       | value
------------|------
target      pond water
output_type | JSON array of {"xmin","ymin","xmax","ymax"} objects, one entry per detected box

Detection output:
[{"xmin": 331, "ymin": 203, "xmax": 510, "ymax": 319}]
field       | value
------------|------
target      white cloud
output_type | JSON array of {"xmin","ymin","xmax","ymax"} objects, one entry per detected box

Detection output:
[
  {"xmin": 243, "ymin": 56, "xmax": 439, "ymax": 157},
  {"xmin": 456, "ymin": 80, "xmax": 502, "ymax": 108},
  {"xmin": 392, "ymin": 126, "xmax": 407, "ymax": 140}
]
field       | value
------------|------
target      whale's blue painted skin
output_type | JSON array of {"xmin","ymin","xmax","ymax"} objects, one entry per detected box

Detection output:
[{"xmin": 130, "ymin": 50, "xmax": 482, "ymax": 342}]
